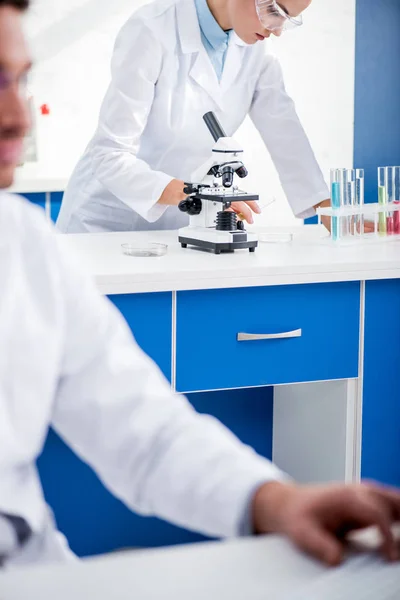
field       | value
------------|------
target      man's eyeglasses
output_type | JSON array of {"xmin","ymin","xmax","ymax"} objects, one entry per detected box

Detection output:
[
  {"xmin": 255, "ymin": 0, "xmax": 303, "ymax": 32},
  {"xmin": 0, "ymin": 70, "xmax": 28, "ymax": 96}
]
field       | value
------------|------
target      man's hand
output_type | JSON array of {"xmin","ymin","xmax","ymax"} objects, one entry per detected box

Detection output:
[
  {"xmin": 315, "ymin": 199, "xmax": 375, "ymax": 234},
  {"xmin": 252, "ymin": 481, "xmax": 400, "ymax": 566}
]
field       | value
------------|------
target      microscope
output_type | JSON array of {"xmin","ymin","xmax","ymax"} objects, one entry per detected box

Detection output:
[{"xmin": 178, "ymin": 112, "xmax": 259, "ymax": 254}]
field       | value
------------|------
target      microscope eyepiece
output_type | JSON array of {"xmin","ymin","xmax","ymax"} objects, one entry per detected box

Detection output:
[{"xmin": 203, "ymin": 112, "xmax": 227, "ymax": 142}]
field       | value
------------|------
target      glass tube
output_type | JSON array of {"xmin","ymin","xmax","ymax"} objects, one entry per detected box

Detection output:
[
  {"xmin": 378, "ymin": 167, "xmax": 387, "ymax": 236},
  {"xmin": 385, "ymin": 167, "xmax": 395, "ymax": 234},
  {"xmin": 346, "ymin": 169, "xmax": 356, "ymax": 236},
  {"xmin": 330, "ymin": 168, "xmax": 342, "ymax": 242},
  {"xmin": 355, "ymin": 169, "xmax": 365, "ymax": 235},
  {"xmin": 393, "ymin": 167, "xmax": 400, "ymax": 234}
]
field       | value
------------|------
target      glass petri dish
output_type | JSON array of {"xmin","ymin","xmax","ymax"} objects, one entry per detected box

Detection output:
[
  {"xmin": 258, "ymin": 232, "xmax": 293, "ymax": 244},
  {"xmin": 121, "ymin": 243, "xmax": 168, "ymax": 257}
]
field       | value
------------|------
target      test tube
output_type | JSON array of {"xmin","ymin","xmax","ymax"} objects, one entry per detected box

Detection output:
[
  {"xmin": 393, "ymin": 167, "xmax": 400, "ymax": 234},
  {"xmin": 346, "ymin": 169, "xmax": 356, "ymax": 235},
  {"xmin": 355, "ymin": 169, "xmax": 364, "ymax": 235},
  {"xmin": 378, "ymin": 167, "xmax": 387, "ymax": 236},
  {"xmin": 385, "ymin": 167, "xmax": 396, "ymax": 235},
  {"xmin": 339, "ymin": 169, "xmax": 350, "ymax": 237},
  {"xmin": 330, "ymin": 168, "xmax": 342, "ymax": 242}
]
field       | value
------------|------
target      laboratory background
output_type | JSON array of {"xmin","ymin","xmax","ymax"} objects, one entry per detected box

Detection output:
[
  {"xmin": 21, "ymin": 0, "xmax": 354, "ymax": 224},
  {"xmin": 11, "ymin": 0, "xmax": 400, "ymax": 559}
]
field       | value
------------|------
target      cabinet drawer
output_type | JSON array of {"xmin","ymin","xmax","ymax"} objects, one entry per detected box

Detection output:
[
  {"xmin": 110, "ymin": 292, "xmax": 172, "ymax": 381},
  {"xmin": 176, "ymin": 283, "xmax": 360, "ymax": 392}
]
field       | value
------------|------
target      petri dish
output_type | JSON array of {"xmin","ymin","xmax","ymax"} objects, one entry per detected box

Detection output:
[
  {"xmin": 121, "ymin": 243, "xmax": 168, "ymax": 257},
  {"xmin": 258, "ymin": 232, "xmax": 293, "ymax": 244}
]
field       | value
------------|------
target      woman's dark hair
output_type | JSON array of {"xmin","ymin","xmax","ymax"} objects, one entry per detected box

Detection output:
[{"xmin": 0, "ymin": 0, "xmax": 29, "ymax": 9}]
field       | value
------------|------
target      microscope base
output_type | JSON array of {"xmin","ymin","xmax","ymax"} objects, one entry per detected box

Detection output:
[{"xmin": 178, "ymin": 228, "xmax": 258, "ymax": 254}]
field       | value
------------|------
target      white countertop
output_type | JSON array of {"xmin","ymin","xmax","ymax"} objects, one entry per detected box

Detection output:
[
  {"xmin": 9, "ymin": 164, "xmax": 70, "ymax": 194},
  {"xmin": 1, "ymin": 530, "xmax": 397, "ymax": 600},
  {"xmin": 58, "ymin": 226, "xmax": 400, "ymax": 295},
  {"xmin": 0, "ymin": 536, "xmax": 326, "ymax": 600}
]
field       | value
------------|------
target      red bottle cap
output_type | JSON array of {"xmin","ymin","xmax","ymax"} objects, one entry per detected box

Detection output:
[{"xmin": 40, "ymin": 104, "xmax": 50, "ymax": 115}]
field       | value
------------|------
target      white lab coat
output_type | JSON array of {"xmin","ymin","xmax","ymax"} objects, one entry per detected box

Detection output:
[
  {"xmin": 56, "ymin": 0, "xmax": 329, "ymax": 234},
  {"xmin": 0, "ymin": 192, "xmax": 284, "ymax": 567}
]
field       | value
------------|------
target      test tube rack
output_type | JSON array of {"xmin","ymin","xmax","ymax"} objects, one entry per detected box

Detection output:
[
  {"xmin": 317, "ymin": 202, "xmax": 400, "ymax": 245},
  {"xmin": 317, "ymin": 166, "xmax": 400, "ymax": 245}
]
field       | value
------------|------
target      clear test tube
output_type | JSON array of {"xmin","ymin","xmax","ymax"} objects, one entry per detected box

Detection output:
[
  {"xmin": 346, "ymin": 169, "xmax": 356, "ymax": 235},
  {"xmin": 330, "ymin": 168, "xmax": 342, "ymax": 242},
  {"xmin": 355, "ymin": 169, "xmax": 365, "ymax": 235},
  {"xmin": 393, "ymin": 167, "xmax": 400, "ymax": 234},
  {"xmin": 378, "ymin": 167, "xmax": 387, "ymax": 236},
  {"xmin": 339, "ymin": 169, "xmax": 350, "ymax": 237},
  {"xmin": 385, "ymin": 167, "xmax": 395, "ymax": 235}
]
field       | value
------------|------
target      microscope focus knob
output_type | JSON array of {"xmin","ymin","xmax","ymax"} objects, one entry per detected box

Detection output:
[
  {"xmin": 183, "ymin": 183, "xmax": 196, "ymax": 194},
  {"xmin": 178, "ymin": 197, "xmax": 202, "ymax": 216},
  {"xmin": 236, "ymin": 165, "xmax": 248, "ymax": 179}
]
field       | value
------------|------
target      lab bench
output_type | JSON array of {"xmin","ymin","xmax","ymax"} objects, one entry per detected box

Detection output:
[
  {"xmin": 9, "ymin": 166, "xmax": 68, "ymax": 222},
  {"xmin": 34, "ymin": 227, "xmax": 400, "ymax": 557}
]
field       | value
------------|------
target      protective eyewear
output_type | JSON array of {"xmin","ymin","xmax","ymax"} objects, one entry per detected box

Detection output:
[
  {"xmin": 255, "ymin": 0, "xmax": 303, "ymax": 32},
  {"xmin": 0, "ymin": 70, "xmax": 28, "ymax": 96}
]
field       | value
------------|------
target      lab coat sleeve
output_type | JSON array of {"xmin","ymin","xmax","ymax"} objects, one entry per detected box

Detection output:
[
  {"xmin": 89, "ymin": 18, "xmax": 173, "ymax": 223},
  {"xmin": 50, "ymin": 241, "xmax": 286, "ymax": 539},
  {"xmin": 249, "ymin": 55, "xmax": 329, "ymax": 220}
]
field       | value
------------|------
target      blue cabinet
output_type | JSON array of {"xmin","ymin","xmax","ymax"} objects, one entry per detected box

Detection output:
[
  {"xmin": 362, "ymin": 279, "xmax": 400, "ymax": 487},
  {"xmin": 38, "ymin": 291, "xmax": 174, "ymax": 558},
  {"xmin": 38, "ymin": 430, "xmax": 209, "ymax": 558},
  {"xmin": 36, "ymin": 278, "xmax": 400, "ymax": 559},
  {"xmin": 19, "ymin": 192, "xmax": 46, "ymax": 211},
  {"xmin": 17, "ymin": 191, "xmax": 64, "ymax": 223},
  {"xmin": 176, "ymin": 283, "xmax": 360, "ymax": 392},
  {"xmin": 50, "ymin": 191, "xmax": 63, "ymax": 223},
  {"xmin": 109, "ymin": 292, "xmax": 172, "ymax": 381}
]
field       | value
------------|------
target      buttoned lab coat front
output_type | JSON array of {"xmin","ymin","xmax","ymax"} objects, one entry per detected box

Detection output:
[
  {"xmin": 56, "ymin": 0, "xmax": 329, "ymax": 234},
  {"xmin": 0, "ymin": 193, "xmax": 284, "ymax": 567}
]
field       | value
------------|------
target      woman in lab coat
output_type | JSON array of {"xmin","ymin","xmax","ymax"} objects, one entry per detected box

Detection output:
[{"xmin": 57, "ymin": 0, "xmax": 330, "ymax": 234}]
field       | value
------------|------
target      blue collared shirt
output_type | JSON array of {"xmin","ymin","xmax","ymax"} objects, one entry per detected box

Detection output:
[{"xmin": 194, "ymin": 0, "xmax": 231, "ymax": 81}]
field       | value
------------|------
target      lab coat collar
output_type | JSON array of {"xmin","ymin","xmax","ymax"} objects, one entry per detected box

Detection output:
[
  {"xmin": 176, "ymin": 0, "xmax": 246, "ymax": 109},
  {"xmin": 176, "ymin": 0, "xmax": 204, "ymax": 55},
  {"xmin": 220, "ymin": 33, "xmax": 246, "ymax": 92}
]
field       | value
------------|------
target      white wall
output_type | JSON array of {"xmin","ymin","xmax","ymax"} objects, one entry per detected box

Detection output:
[{"xmin": 25, "ymin": 0, "xmax": 355, "ymax": 226}]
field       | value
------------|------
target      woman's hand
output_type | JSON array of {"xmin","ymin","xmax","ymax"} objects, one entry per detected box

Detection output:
[
  {"xmin": 230, "ymin": 201, "xmax": 261, "ymax": 224},
  {"xmin": 159, "ymin": 181, "xmax": 261, "ymax": 224},
  {"xmin": 158, "ymin": 179, "xmax": 187, "ymax": 206}
]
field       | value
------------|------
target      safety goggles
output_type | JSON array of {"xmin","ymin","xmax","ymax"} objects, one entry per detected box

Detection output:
[{"xmin": 255, "ymin": 0, "xmax": 303, "ymax": 32}]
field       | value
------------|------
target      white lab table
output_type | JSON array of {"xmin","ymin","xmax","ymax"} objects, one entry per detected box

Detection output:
[
  {"xmin": 0, "ymin": 536, "xmax": 327, "ymax": 600},
  {"xmin": 58, "ymin": 226, "xmax": 400, "ymax": 294},
  {"xmin": 9, "ymin": 164, "xmax": 69, "ymax": 195}
]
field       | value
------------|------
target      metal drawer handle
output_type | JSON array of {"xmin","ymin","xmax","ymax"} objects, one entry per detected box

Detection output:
[{"xmin": 237, "ymin": 329, "xmax": 302, "ymax": 342}]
